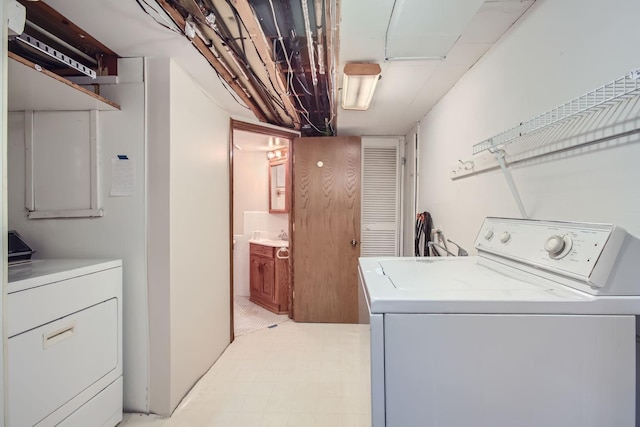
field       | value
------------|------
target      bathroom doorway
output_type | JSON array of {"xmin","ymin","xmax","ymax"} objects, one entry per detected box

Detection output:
[{"xmin": 229, "ymin": 120, "xmax": 298, "ymax": 341}]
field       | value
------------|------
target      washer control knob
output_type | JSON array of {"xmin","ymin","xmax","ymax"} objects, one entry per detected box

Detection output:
[
  {"xmin": 500, "ymin": 232, "xmax": 511, "ymax": 243},
  {"xmin": 544, "ymin": 235, "xmax": 573, "ymax": 258},
  {"xmin": 484, "ymin": 229, "xmax": 494, "ymax": 240}
]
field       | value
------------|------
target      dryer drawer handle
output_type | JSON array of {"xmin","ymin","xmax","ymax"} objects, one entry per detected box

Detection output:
[{"xmin": 43, "ymin": 322, "xmax": 77, "ymax": 349}]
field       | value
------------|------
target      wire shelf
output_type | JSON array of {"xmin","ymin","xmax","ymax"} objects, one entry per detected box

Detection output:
[{"xmin": 472, "ymin": 70, "xmax": 640, "ymax": 155}]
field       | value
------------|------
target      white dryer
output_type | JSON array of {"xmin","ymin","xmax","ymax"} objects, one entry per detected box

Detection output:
[
  {"xmin": 8, "ymin": 259, "xmax": 123, "ymax": 427},
  {"xmin": 359, "ymin": 217, "xmax": 640, "ymax": 427}
]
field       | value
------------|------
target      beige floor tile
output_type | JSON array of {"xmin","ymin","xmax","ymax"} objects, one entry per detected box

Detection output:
[
  {"xmin": 341, "ymin": 412, "xmax": 371, "ymax": 427},
  {"xmin": 241, "ymin": 394, "xmax": 271, "ymax": 413},
  {"xmin": 262, "ymin": 412, "xmax": 290, "ymax": 427},
  {"xmin": 120, "ymin": 322, "xmax": 372, "ymax": 427},
  {"xmin": 316, "ymin": 396, "xmax": 344, "ymax": 414},
  {"xmin": 285, "ymin": 412, "xmax": 318, "ymax": 427},
  {"xmin": 231, "ymin": 412, "xmax": 265, "ymax": 426},
  {"xmin": 265, "ymin": 394, "xmax": 292, "ymax": 413},
  {"xmin": 288, "ymin": 397, "xmax": 319, "ymax": 414}
]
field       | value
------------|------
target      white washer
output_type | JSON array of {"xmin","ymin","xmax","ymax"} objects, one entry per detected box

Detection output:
[{"xmin": 359, "ymin": 217, "xmax": 640, "ymax": 427}]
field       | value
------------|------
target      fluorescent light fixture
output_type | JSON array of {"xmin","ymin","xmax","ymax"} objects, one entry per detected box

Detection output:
[{"xmin": 342, "ymin": 63, "xmax": 382, "ymax": 111}]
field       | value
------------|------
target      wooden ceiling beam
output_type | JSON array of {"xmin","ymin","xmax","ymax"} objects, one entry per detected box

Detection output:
[
  {"xmin": 229, "ymin": 0, "xmax": 301, "ymax": 130},
  {"xmin": 192, "ymin": 0, "xmax": 286, "ymax": 125},
  {"xmin": 155, "ymin": 0, "xmax": 268, "ymax": 123}
]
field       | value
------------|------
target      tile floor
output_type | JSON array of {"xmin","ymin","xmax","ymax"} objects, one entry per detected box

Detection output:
[
  {"xmin": 119, "ymin": 322, "xmax": 372, "ymax": 427},
  {"xmin": 233, "ymin": 296, "xmax": 289, "ymax": 336}
]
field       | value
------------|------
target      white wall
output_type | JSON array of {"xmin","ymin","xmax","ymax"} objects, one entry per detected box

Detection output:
[
  {"xmin": 7, "ymin": 58, "xmax": 149, "ymax": 412},
  {"xmin": 233, "ymin": 149, "xmax": 269, "ymax": 235},
  {"xmin": 147, "ymin": 58, "xmax": 231, "ymax": 416},
  {"xmin": 417, "ymin": 0, "xmax": 640, "ymax": 252}
]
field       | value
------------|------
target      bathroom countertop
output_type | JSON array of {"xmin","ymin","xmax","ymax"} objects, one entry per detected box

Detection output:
[{"xmin": 249, "ymin": 239, "xmax": 289, "ymax": 248}]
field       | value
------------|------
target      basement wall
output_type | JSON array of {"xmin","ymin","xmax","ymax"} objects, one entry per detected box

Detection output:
[
  {"xmin": 415, "ymin": 0, "xmax": 640, "ymax": 251},
  {"xmin": 147, "ymin": 57, "xmax": 231, "ymax": 416}
]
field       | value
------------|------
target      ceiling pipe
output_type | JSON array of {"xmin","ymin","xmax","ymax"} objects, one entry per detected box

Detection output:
[
  {"xmin": 313, "ymin": 0, "xmax": 325, "ymax": 75},
  {"xmin": 301, "ymin": 0, "xmax": 317, "ymax": 86}
]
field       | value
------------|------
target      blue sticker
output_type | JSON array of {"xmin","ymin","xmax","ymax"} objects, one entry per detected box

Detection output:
[{"xmin": 117, "ymin": 155, "xmax": 129, "ymax": 160}]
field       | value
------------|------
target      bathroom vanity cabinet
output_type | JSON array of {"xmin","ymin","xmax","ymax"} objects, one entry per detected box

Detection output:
[{"xmin": 249, "ymin": 243, "xmax": 289, "ymax": 314}]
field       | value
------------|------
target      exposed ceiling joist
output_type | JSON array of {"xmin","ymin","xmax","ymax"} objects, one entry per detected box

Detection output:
[
  {"xmin": 155, "ymin": 0, "xmax": 335, "ymax": 136},
  {"xmin": 155, "ymin": 0, "xmax": 268, "ymax": 122},
  {"xmin": 230, "ymin": 0, "xmax": 300, "ymax": 129}
]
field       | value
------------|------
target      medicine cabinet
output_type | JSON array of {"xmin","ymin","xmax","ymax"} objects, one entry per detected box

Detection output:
[{"xmin": 269, "ymin": 157, "xmax": 289, "ymax": 213}]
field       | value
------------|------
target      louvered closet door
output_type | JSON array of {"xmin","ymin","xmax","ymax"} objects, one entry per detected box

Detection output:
[{"xmin": 361, "ymin": 138, "xmax": 401, "ymax": 257}]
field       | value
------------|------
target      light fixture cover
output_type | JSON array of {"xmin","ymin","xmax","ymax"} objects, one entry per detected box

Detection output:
[{"xmin": 342, "ymin": 63, "xmax": 382, "ymax": 111}]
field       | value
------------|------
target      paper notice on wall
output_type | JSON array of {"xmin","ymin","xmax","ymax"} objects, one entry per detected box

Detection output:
[{"xmin": 110, "ymin": 155, "xmax": 135, "ymax": 197}]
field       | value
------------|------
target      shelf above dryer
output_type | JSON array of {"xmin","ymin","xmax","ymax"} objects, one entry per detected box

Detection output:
[
  {"xmin": 451, "ymin": 68, "xmax": 640, "ymax": 180},
  {"xmin": 450, "ymin": 68, "xmax": 640, "ymax": 219},
  {"xmin": 471, "ymin": 69, "xmax": 640, "ymax": 155},
  {"xmin": 8, "ymin": 52, "xmax": 120, "ymax": 112}
]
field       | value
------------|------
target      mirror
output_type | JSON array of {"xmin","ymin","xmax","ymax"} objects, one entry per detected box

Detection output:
[{"xmin": 269, "ymin": 159, "xmax": 288, "ymax": 213}]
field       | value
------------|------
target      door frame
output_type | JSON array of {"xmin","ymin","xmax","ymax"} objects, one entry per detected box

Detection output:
[{"xmin": 228, "ymin": 119, "xmax": 298, "ymax": 342}]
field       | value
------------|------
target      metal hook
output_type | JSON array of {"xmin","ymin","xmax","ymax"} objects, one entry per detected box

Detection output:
[{"xmin": 458, "ymin": 159, "xmax": 474, "ymax": 170}]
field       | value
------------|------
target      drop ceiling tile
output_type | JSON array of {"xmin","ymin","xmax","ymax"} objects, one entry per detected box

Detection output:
[
  {"xmin": 444, "ymin": 42, "xmax": 493, "ymax": 66},
  {"xmin": 409, "ymin": 63, "xmax": 471, "ymax": 113},
  {"xmin": 339, "ymin": 37, "xmax": 386, "ymax": 62},
  {"xmin": 386, "ymin": 35, "xmax": 461, "ymax": 59},
  {"xmin": 458, "ymin": 0, "xmax": 535, "ymax": 44},
  {"xmin": 339, "ymin": 0, "xmax": 395, "ymax": 37},
  {"xmin": 386, "ymin": 0, "xmax": 485, "ymax": 59}
]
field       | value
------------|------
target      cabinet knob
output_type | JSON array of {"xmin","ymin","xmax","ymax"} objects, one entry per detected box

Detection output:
[{"xmin": 350, "ymin": 239, "xmax": 358, "ymax": 246}]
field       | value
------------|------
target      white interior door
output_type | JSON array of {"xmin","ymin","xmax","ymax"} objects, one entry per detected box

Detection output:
[{"xmin": 361, "ymin": 137, "xmax": 402, "ymax": 257}]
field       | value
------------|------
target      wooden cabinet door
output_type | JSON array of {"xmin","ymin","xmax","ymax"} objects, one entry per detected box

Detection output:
[
  {"xmin": 261, "ymin": 258, "xmax": 276, "ymax": 302},
  {"xmin": 249, "ymin": 255, "xmax": 263, "ymax": 296}
]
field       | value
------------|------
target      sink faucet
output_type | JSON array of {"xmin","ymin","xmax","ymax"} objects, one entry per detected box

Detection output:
[{"xmin": 278, "ymin": 229, "xmax": 288, "ymax": 241}]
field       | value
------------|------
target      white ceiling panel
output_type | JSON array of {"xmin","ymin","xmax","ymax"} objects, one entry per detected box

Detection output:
[
  {"xmin": 339, "ymin": 0, "xmax": 396, "ymax": 37},
  {"xmin": 444, "ymin": 42, "xmax": 494, "ymax": 66},
  {"xmin": 386, "ymin": 35, "xmax": 462, "ymax": 59},
  {"xmin": 375, "ymin": 61, "xmax": 442, "ymax": 101},
  {"xmin": 458, "ymin": 0, "xmax": 535, "ymax": 44},
  {"xmin": 386, "ymin": 0, "xmax": 485, "ymax": 59},
  {"xmin": 338, "ymin": 0, "xmax": 535, "ymax": 136},
  {"xmin": 410, "ymin": 63, "xmax": 472, "ymax": 112},
  {"xmin": 339, "ymin": 36, "xmax": 387, "ymax": 62}
]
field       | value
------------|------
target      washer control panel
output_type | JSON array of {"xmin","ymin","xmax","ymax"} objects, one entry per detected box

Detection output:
[{"xmin": 475, "ymin": 217, "xmax": 613, "ymax": 280}]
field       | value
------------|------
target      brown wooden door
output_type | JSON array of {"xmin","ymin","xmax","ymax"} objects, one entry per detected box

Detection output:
[{"xmin": 292, "ymin": 136, "xmax": 361, "ymax": 323}]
